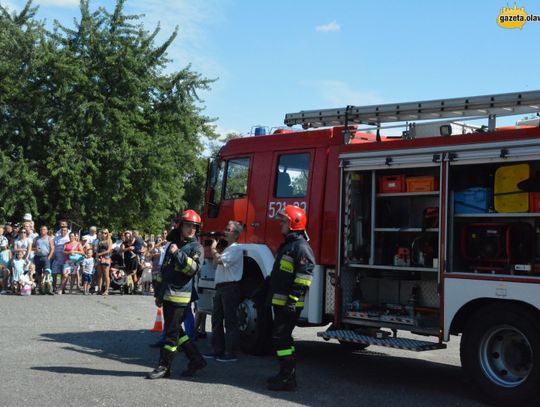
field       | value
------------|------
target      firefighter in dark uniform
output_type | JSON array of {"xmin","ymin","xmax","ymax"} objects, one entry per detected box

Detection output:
[
  {"xmin": 267, "ymin": 205, "xmax": 315, "ymax": 391},
  {"xmin": 147, "ymin": 210, "xmax": 206, "ymax": 379}
]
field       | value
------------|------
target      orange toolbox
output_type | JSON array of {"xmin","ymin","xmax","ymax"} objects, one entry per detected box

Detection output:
[
  {"xmin": 406, "ymin": 176, "xmax": 438, "ymax": 192},
  {"xmin": 379, "ymin": 175, "xmax": 405, "ymax": 193}
]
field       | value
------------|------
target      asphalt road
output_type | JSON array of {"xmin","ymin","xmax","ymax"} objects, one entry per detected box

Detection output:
[{"xmin": 0, "ymin": 293, "xmax": 488, "ymax": 407}]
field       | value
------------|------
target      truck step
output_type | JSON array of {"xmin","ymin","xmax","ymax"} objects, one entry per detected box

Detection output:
[{"xmin": 318, "ymin": 330, "xmax": 446, "ymax": 352}]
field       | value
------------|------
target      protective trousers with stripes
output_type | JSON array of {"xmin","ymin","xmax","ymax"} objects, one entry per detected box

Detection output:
[
  {"xmin": 272, "ymin": 306, "xmax": 302, "ymax": 358},
  {"xmin": 162, "ymin": 303, "xmax": 191, "ymax": 357}
]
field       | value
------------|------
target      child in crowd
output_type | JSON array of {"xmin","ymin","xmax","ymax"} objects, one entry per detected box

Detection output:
[
  {"xmin": 0, "ymin": 242, "xmax": 12, "ymax": 293},
  {"xmin": 110, "ymin": 266, "xmax": 124, "ymax": 281},
  {"xmin": 151, "ymin": 242, "xmax": 162, "ymax": 287},
  {"xmin": 68, "ymin": 256, "xmax": 84, "ymax": 293},
  {"xmin": 41, "ymin": 265, "xmax": 53, "ymax": 295},
  {"xmin": 27, "ymin": 263, "xmax": 36, "ymax": 293},
  {"xmin": 81, "ymin": 249, "xmax": 95, "ymax": 295},
  {"xmin": 19, "ymin": 269, "xmax": 36, "ymax": 295},
  {"xmin": 12, "ymin": 250, "xmax": 26, "ymax": 294},
  {"xmin": 139, "ymin": 254, "xmax": 153, "ymax": 294}
]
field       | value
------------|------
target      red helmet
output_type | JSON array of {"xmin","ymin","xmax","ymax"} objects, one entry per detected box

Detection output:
[
  {"xmin": 177, "ymin": 209, "xmax": 201, "ymax": 225},
  {"xmin": 277, "ymin": 205, "xmax": 307, "ymax": 231}
]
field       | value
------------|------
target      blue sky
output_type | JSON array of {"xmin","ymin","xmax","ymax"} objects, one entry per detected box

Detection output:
[{"xmin": 3, "ymin": 0, "xmax": 540, "ymax": 136}]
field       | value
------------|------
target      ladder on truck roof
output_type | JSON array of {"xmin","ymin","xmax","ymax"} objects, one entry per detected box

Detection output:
[{"xmin": 284, "ymin": 90, "xmax": 540, "ymax": 129}]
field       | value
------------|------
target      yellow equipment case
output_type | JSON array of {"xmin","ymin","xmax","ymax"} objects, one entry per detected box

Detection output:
[{"xmin": 494, "ymin": 163, "xmax": 530, "ymax": 213}]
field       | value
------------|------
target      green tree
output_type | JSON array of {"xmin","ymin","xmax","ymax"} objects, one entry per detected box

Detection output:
[
  {"xmin": 0, "ymin": 0, "xmax": 216, "ymax": 231},
  {"xmin": 0, "ymin": 3, "xmax": 47, "ymax": 221}
]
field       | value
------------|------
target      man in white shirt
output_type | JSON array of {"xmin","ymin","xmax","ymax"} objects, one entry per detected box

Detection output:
[
  {"xmin": 204, "ymin": 221, "xmax": 244, "ymax": 362},
  {"xmin": 52, "ymin": 222, "xmax": 70, "ymax": 292},
  {"xmin": 82, "ymin": 226, "xmax": 98, "ymax": 251},
  {"xmin": 55, "ymin": 219, "xmax": 71, "ymax": 237}
]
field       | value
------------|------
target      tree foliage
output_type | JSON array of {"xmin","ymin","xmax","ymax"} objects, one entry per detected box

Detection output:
[{"xmin": 0, "ymin": 0, "xmax": 215, "ymax": 232}]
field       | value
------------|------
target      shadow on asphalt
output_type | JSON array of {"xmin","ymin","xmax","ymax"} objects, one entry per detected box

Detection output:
[
  {"xmin": 31, "ymin": 366, "xmax": 144, "ymax": 377},
  {"xmin": 38, "ymin": 329, "xmax": 160, "ymax": 368},
  {"xmin": 33, "ymin": 329, "xmax": 484, "ymax": 406}
]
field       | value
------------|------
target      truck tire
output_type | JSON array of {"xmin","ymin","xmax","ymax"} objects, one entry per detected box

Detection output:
[
  {"xmin": 460, "ymin": 304, "xmax": 540, "ymax": 407},
  {"xmin": 237, "ymin": 259, "xmax": 273, "ymax": 355}
]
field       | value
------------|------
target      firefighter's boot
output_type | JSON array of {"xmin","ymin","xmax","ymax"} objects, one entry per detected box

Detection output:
[
  {"xmin": 147, "ymin": 347, "xmax": 174, "ymax": 379},
  {"xmin": 267, "ymin": 356, "xmax": 297, "ymax": 391},
  {"xmin": 266, "ymin": 358, "xmax": 286, "ymax": 384},
  {"xmin": 180, "ymin": 340, "xmax": 207, "ymax": 377}
]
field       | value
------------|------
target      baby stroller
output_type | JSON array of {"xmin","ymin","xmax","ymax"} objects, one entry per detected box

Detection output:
[
  {"xmin": 109, "ymin": 264, "xmax": 128, "ymax": 295},
  {"xmin": 109, "ymin": 263, "xmax": 134, "ymax": 295},
  {"xmin": 108, "ymin": 251, "xmax": 131, "ymax": 295}
]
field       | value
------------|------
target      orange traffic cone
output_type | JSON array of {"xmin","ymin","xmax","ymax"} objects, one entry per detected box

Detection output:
[{"xmin": 151, "ymin": 307, "xmax": 164, "ymax": 332}]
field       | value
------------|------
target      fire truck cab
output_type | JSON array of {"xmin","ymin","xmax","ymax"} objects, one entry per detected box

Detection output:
[
  {"xmin": 197, "ymin": 126, "xmax": 359, "ymax": 349},
  {"xmin": 199, "ymin": 90, "xmax": 540, "ymax": 406}
]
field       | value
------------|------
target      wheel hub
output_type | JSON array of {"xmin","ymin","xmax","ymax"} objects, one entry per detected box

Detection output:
[
  {"xmin": 479, "ymin": 325, "xmax": 533, "ymax": 388},
  {"xmin": 237, "ymin": 299, "xmax": 257, "ymax": 335}
]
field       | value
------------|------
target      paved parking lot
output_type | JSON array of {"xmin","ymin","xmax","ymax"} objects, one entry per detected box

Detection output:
[{"xmin": 0, "ymin": 294, "xmax": 487, "ymax": 406}]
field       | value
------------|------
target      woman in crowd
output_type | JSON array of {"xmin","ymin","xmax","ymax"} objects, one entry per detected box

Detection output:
[
  {"xmin": 95, "ymin": 229, "xmax": 113, "ymax": 296},
  {"xmin": 14, "ymin": 229, "xmax": 31, "ymax": 260},
  {"xmin": 59, "ymin": 232, "xmax": 84, "ymax": 294},
  {"xmin": 122, "ymin": 231, "xmax": 138, "ymax": 293}
]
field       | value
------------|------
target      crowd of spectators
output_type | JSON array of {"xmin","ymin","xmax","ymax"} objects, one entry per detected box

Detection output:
[{"xmin": 0, "ymin": 213, "xmax": 169, "ymax": 296}]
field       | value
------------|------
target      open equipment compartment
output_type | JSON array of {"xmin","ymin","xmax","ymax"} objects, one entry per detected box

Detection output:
[
  {"xmin": 448, "ymin": 159, "xmax": 540, "ymax": 277},
  {"xmin": 341, "ymin": 163, "xmax": 442, "ymax": 333}
]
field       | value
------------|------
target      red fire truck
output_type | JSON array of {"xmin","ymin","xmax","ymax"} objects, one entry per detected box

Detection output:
[{"xmin": 198, "ymin": 90, "xmax": 540, "ymax": 406}]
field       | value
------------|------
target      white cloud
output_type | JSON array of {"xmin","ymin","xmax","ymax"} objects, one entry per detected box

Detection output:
[
  {"xmin": 316, "ymin": 20, "xmax": 340, "ymax": 33},
  {"xmin": 36, "ymin": 0, "xmax": 79, "ymax": 6},
  {"xmin": 300, "ymin": 80, "xmax": 384, "ymax": 107}
]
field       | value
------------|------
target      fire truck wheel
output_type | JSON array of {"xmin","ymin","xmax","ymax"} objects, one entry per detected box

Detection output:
[
  {"xmin": 237, "ymin": 296, "xmax": 273, "ymax": 355},
  {"xmin": 460, "ymin": 304, "xmax": 540, "ymax": 406},
  {"xmin": 238, "ymin": 261, "xmax": 273, "ymax": 355}
]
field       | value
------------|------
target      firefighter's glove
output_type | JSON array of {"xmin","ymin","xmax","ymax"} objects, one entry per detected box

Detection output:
[
  {"xmin": 155, "ymin": 298, "xmax": 163, "ymax": 308},
  {"xmin": 286, "ymin": 295, "xmax": 298, "ymax": 313}
]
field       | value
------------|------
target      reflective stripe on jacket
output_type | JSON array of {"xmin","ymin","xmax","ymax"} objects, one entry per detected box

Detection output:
[
  {"xmin": 268, "ymin": 232, "xmax": 315, "ymax": 309},
  {"xmin": 155, "ymin": 238, "xmax": 203, "ymax": 307}
]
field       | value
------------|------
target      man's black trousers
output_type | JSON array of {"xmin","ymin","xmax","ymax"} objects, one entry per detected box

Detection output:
[{"xmin": 211, "ymin": 282, "xmax": 241, "ymax": 355}]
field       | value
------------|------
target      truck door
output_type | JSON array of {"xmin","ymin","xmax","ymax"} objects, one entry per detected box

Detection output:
[
  {"xmin": 216, "ymin": 157, "xmax": 251, "ymax": 237},
  {"xmin": 244, "ymin": 152, "xmax": 271, "ymax": 244},
  {"xmin": 265, "ymin": 151, "xmax": 313, "ymax": 253},
  {"xmin": 198, "ymin": 156, "xmax": 251, "ymax": 307}
]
